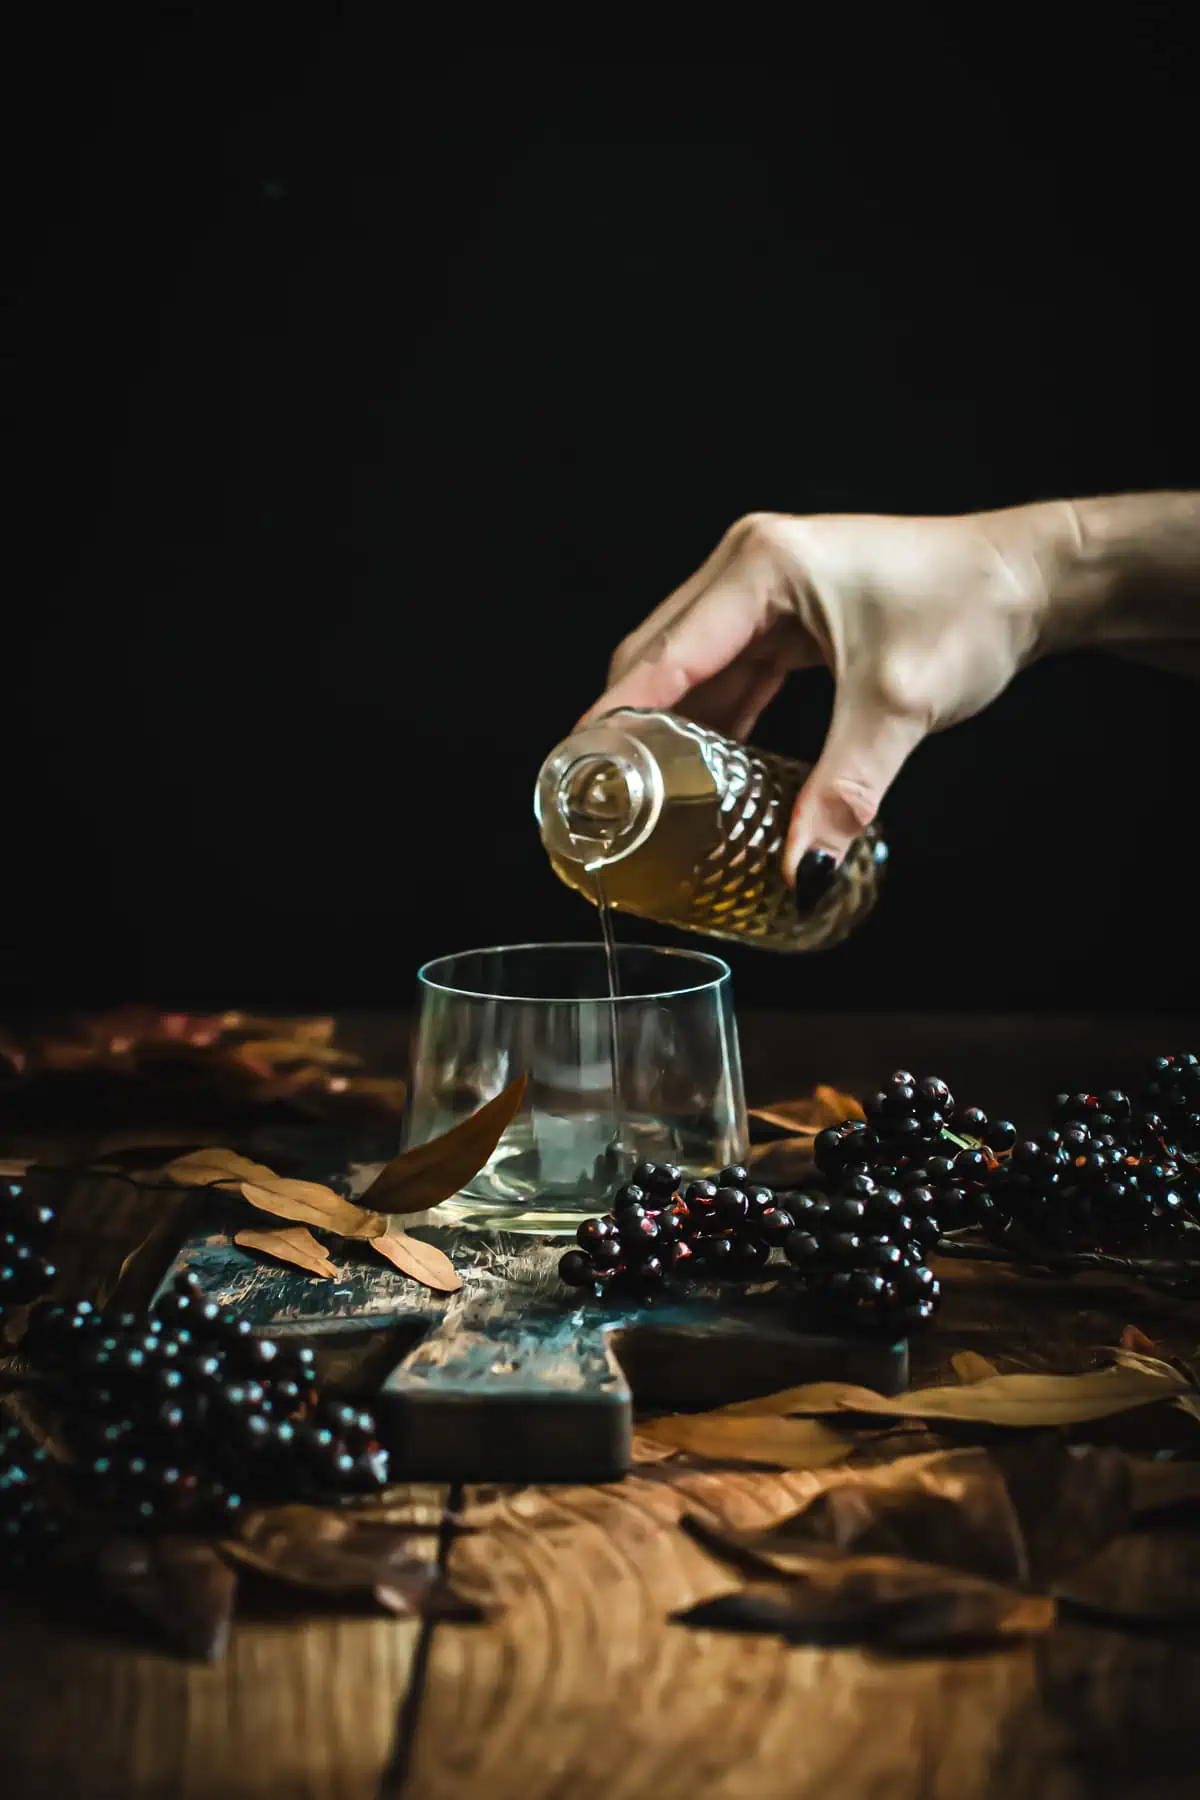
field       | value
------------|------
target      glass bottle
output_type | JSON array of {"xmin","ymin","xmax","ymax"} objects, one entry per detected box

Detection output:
[{"xmin": 534, "ymin": 708, "xmax": 887, "ymax": 953}]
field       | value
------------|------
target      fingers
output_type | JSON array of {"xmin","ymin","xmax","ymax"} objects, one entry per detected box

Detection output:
[
  {"xmin": 783, "ymin": 688, "xmax": 927, "ymax": 896},
  {"xmin": 578, "ymin": 570, "xmax": 769, "ymax": 724}
]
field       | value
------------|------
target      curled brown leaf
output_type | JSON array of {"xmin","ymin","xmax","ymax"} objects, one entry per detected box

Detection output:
[
  {"xmin": 676, "ymin": 1523, "xmax": 1054, "ymax": 1652},
  {"xmin": 98, "ymin": 1536, "xmax": 237, "ymax": 1663},
  {"xmin": 224, "ymin": 1504, "xmax": 482, "ymax": 1620},
  {"xmin": 358, "ymin": 1075, "xmax": 528, "ymax": 1215}
]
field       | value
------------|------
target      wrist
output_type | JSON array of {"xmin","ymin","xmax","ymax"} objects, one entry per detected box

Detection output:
[{"xmin": 1004, "ymin": 493, "xmax": 1200, "ymax": 654}]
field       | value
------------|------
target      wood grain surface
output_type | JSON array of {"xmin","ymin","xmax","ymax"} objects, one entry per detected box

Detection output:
[{"xmin": 2, "ymin": 1012, "xmax": 1198, "ymax": 1800}]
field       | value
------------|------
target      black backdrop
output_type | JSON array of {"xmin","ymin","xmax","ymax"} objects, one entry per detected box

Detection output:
[{"xmin": 11, "ymin": 10, "xmax": 1200, "ymax": 1012}]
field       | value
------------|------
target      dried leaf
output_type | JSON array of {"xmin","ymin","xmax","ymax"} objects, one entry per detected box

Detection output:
[
  {"xmin": 749, "ymin": 1084, "xmax": 864, "ymax": 1135},
  {"xmin": 995, "ymin": 1441, "xmax": 1133, "ymax": 1583},
  {"xmin": 675, "ymin": 1526, "xmax": 1054, "ymax": 1652},
  {"xmin": 161, "ymin": 1145, "xmax": 387, "ymax": 1237},
  {"xmin": 233, "ymin": 1038, "xmax": 360, "ymax": 1070},
  {"xmin": 225, "ymin": 1505, "xmax": 481, "ymax": 1620},
  {"xmin": 370, "ymin": 1231, "xmax": 462, "ymax": 1294},
  {"xmin": 358, "ymin": 1075, "xmax": 528, "ymax": 1215},
  {"xmin": 238, "ymin": 1177, "xmax": 385, "ymax": 1240},
  {"xmin": 97, "ymin": 1535, "xmax": 237, "ymax": 1662},
  {"xmin": 0, "ymin": 1157, "xmax": 31, "ymax": 1178},
  {"xmin": 222, "ymin": 1012, "xmax": 337, "ymax": 1046},
  {"xmin": 952, "ymin": 1351, "xmax": 1001, "ymax": 1384},
  {"xmin": 1120, "ymin": 1324, "xmax": 1159, "ymax": 1356},
  {"xmin": 337, "ymin": 1075, "xmax": 408, "ymax": 1112},
  {"xmin": 104, "ymin": 1187, "xmax": 208, "ymax": 1313},
  {"xmin": 234, "ymin": 1225, "xmax": 339, "ymax": 1279},
  {"xmin": 716, "ymin": 1360, "xmax": 1196, "ymax": 1428},
  {"xmin": 639, "ymin": 1413, "xmax": 855, "ymax": 1470},
  {"xmin": 162, "ymin": 1146, "xmax": 282, "ymax": 1189},
  {"xmin": 738, "ymin": 1447, "xmax": 1030, "ymax": 1584}
]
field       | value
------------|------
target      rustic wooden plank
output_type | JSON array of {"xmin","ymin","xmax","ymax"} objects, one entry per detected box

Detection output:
[
  {"xmin": 396, "ymin": 1464, "xmax": 1200, "ymax": 1800},
  {"xmin": 0, "ymin": 1586, "xmax": 427, "ymax": 1800}
]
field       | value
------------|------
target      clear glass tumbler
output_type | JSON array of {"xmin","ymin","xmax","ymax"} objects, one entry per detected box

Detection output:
[{"xmin": 404, "ymin": 942, "xmax": 748, "ymax": 1234}]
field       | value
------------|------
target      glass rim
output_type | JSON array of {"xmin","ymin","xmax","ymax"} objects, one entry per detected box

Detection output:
[{"xmin": 416, "ymin": 940, "xmax": 733, "ymax": 1004}]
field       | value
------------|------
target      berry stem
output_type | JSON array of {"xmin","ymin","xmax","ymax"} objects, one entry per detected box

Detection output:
[{"xmin": 933, "ymin": 1236, "xmax": 1200, "ymax": 1295}]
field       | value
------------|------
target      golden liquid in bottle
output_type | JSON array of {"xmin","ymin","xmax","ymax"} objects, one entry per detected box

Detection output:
[{"xmin": 545, "ymin": 714, "xmax": 884, "ymax": 953}]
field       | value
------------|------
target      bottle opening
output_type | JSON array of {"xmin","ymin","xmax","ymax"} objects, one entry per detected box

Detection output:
[
  {"xmin": 557, "ymin": 754, "xmax": 643, "ymax": 849},
  {"xmin": 534, "ymin": 717, "xmax": 665, "ymax": 869}
]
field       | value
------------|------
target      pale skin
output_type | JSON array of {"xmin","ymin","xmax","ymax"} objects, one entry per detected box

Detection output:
[{"xmin": 582, "ymin": 494, "xmax": 1200, "ymax": 896}]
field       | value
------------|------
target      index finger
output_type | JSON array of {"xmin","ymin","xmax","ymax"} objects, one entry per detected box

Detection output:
[{"xmin": 579, "ymin": 559, "xmax": 775, "ymax": 726}]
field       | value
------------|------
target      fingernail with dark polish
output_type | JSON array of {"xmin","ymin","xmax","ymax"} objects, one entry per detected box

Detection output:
[{"xmin": 793, "ymin": 848, "xmax": 838, "ymax": 909}]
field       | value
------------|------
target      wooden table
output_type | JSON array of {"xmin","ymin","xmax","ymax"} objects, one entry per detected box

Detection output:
[{"xmin": 3, "ymin": 1010, "xmax": 1199, "ymax": 1800}]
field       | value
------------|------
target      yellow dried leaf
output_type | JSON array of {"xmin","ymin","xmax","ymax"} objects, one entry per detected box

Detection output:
[
  {"xmin": 639, "ymin": 1413, "xmax": 854, "ymax": 1469},
  {"xmin": 234, "ymin": 1226, "xmax": 339, "ymax": 1279},
  {"xmin": 716, "ymin": 1361, "xmax": 1194, "ymax": 1428},
  {"xmin": 952, "ymin": 1352, "xmax": 1002, "ymax": 1384},
  {"xmin": 370, "ymin": 1231, "xmax": 462, "ymax": 1294},
  {"xmin": 239, "ymin": 1178, "xmax": 385, "ymax": 1239},
  {"xmin": 161, "ymin": 1147, "xmax": 280, "ymax": 1189}
]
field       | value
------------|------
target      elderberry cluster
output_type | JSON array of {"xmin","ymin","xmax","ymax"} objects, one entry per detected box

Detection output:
[
  {"xmin": 0, "ymin": 1180, "xmax": 57, "ymax": 1328},
  {"xmin": 1, "ymin": 1417, "xmax": 63, "ymax": 1573},
  {"xmin": 817, "ymin": 1059, "xmax": 1200, "ymax": 1254},
  {"xmin": 3, "ymin": 1273, "xmax": 389, "ymax": 1560},
  {"xmin": 557, "ymin": 1157, "xmax": 942, "ymax": 1332}
]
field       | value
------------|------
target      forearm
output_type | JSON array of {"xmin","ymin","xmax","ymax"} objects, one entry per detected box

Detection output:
[{"xmin": 1010, "ymin": 491, "xmax": 1200, "ymax": 656}]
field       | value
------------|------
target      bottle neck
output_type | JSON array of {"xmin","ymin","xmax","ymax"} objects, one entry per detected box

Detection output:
[{"xmin": 535, "ymin": 719, "xmax": 664, "ymax": 868}]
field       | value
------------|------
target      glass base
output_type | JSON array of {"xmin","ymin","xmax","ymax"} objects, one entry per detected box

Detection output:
[{"xmin": 431, "ymin": 1189, "xmax": 596, "ymax": 1237}]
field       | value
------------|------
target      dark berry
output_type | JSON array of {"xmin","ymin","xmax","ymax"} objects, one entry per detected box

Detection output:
[
  {"xmin": 917, "ymin": 1075, "xmax": 953, "ymax": 1115},
  {"xmin": 827, "ymin": 1232, "xmax": 862, "ymax": 1264},
  {"xmin": 713, "ymin": 1186, "xmax": 749, "ymax": 1226},
  {"xmin": 558, "ymin": 1250, "xmax": 595, "ymax": 1288},
  {"xmin": 592, "ymin": 1236, "xmax": 623, "ymax": 1270},
  {"xmin": 729, "ymin": 1237, "xmax": 772, "ymax": 1275},
  {"xmin": 620, "ymin": 1214, "xmax": 661, "ymax": 1257},
  {"xmin": 576, "ymin": 1216, "xmax": 614, "ymax": 1252},
  {"xmin": 984, "ymin": 1119, "xmax": 1017, "ymax": 1152},
  {"xmin": 784, "ymin": 1230, "xmax": 822, "ymax": 1268},
  {"xmin": 612, "ymin": 1184, "xmax": 647, "ymax": 1215},
  {"xmin": 960, "ymin": 1106, "xmax": 988, "ymax": 1136},
  {"xmin": 701, "ymin": 1235, "xmax": 735, "ymax": 1268},
  {"xmin": 830, "ymin": 1196, "xmax": 868, "ymax": 1230},
  {"xmin": 666, "ymin": 1240, "xmax": 694, "ymax": 1274},
  {"xmin": 848, "ymin": 1270, "xmax": 888, "ymax": 1308},
  {"xmin": 630, "ymin": 1163, "xmax": 658, "ymax": 1190},
  {"xmin": 649, "ymin": 1164, "xmax": 683, "ymax": 1196},
  {"xmin": 757, "ymin": 1207, "xmax": 795, "ymax": 1246}
]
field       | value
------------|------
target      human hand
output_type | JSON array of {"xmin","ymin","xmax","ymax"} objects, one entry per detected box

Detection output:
[{"xmin": 581, "ymin": 509, "xmax": 1053, "ymax": 899}]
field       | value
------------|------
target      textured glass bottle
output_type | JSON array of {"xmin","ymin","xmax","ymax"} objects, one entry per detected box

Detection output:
[{"xmin": 535, "ymin": 708, "xmax": 887, "ymax": 952}]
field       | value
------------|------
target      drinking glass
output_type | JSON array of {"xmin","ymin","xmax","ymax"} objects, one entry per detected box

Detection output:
[{"xmin": 404, "ymin": 942, "xmax": 748, "ymax": 1233}]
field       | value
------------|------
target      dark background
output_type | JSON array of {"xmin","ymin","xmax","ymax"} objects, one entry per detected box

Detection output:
[{"xmin": 10, "ymin": 8, "xmax": 1200, "ymax": 1013}]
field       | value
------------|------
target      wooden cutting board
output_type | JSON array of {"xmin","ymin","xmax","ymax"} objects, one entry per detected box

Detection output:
[{"xmin": 155, "ymin": 1207, "xmax": 907, "ymax": 1484}]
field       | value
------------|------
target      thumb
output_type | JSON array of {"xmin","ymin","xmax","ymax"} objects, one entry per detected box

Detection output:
[{"xmin": 783, "ymin": 689, "xmax": 926, "ymax": 902}]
